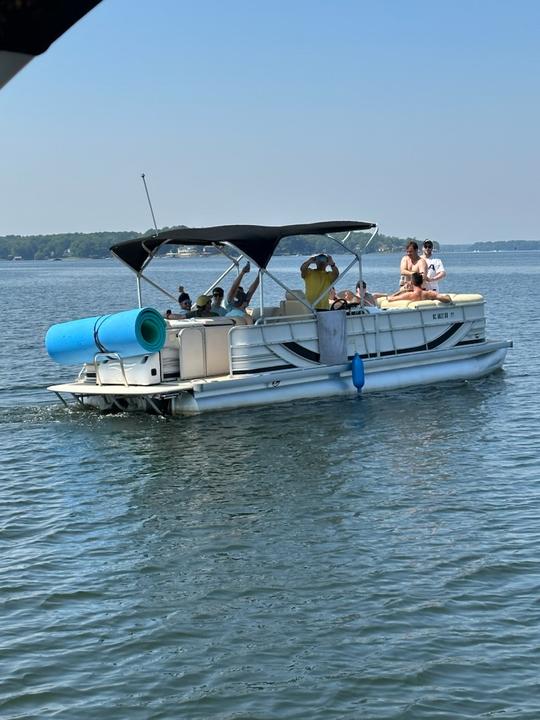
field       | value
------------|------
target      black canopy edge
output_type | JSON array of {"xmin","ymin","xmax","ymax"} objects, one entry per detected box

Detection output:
[{"xmin": 0, "ymin": 0, "xmax": 102, "ymax": 56}]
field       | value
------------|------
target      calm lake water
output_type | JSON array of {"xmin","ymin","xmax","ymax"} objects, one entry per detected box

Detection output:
[{"xmin": 1, "ymin": 251, "xmax": 540, "ymax": 719}]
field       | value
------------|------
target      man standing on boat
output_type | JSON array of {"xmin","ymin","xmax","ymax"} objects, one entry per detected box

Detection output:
[
  {"xmin": 422, "ymin": 240, "xmax": 446, "ymax": 291},
  {"xmin": 399, "ymin": 241, "xmax": 428, "ymax": 290},
  {"xmin": 300, "ymin": 253, "xmax": 339, "ymax": 310}
]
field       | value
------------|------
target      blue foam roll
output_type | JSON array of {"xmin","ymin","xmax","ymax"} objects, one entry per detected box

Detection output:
[{"xmin": 45, "ymin": 307, "xmax": 166, "ymax": 365}]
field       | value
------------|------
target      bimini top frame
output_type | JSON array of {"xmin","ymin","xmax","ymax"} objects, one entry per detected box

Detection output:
[
  {"xmin": 110, "ymin": 221, "xmax": 376, "ymax": 273},
  {"xmin": 109, "ymin": 221, "xmax": 378, "ymax": 317}
]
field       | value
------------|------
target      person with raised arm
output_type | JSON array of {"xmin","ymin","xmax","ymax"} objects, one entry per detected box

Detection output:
[
  {"xmin": 300, "ymin": 253, "xmax": 339, "ymax": 310},
  {"xmin": 225, "ymin": 262, "xmax": 260, "ymax": 322}
]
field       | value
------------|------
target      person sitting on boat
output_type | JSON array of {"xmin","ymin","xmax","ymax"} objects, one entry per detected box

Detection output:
[
  {"xmin": 398, "ymin": 242, "xmax": 428, "ymax": 292},
  {"xmin": 300, "ymin": 253, "xmax": 339, "ymax": 309},
  {"xmin": 388, "ymin": 272, "xmax": 451, "ymax": 303},
  {"xmin": 343, "ymin": 290, "xmax": 359, "ymax": 305},
  {"xmin": 421, "ymin": 240, "xmax": 446, "ymax": 291},
  {"xmin": 225, "ymin": 262, "xmax": 260, "ymax": 320},
  {"xmin": 355, "ymin": 281, "xmax": 377, "ymax": 306},
  {"xmin": 185, "ymin": 295, "xmax": 218, "ymax": 318},
  {"xmin": 164, "ymin": 308, "xmax": 186, "ymax": 320},
  {"xmin": 330, "ymin": 289, "xmax": 357, "ymax": 310},
  {"xmin": 178, "ymin": 285, "xmax": 189, "ymax": 303},
  {"xmin": 178, "ymin": 292, "xmax": 192, "ymax": 316},
  {"xmin": 210, "ymin": 286, "xmax": 227, "ymax": 316},
  {"xmin": 180, "ymin": 297, "xmax": 191, "ymax": 315}
]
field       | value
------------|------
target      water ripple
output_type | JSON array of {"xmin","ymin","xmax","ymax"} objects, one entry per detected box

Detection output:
[{"xmin": 2, "ymin": 256, "xmax": 540, "ymax": 718}]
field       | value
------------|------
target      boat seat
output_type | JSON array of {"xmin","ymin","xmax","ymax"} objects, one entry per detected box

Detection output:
[
  {"xmin": 280, "ymin": 299, "xmax": 313, "ymax": 316},
  {"xmin": 378, "ymin": 298, "xmax": 443, "ymax": 310},
  {"xmin": 177, "ymin": 319, "xmax": 235, "ymax": 379},
  {"xmin": 448, "ymin": 293, "xmax": 484, "ymax": 303},
  {"xmin": 250, "ymin": 306, "xmax": 280, "ymax": 320},
  {"xmin": 285, "ymin": 289, "xmax": 306, "ymax": 300},
  {"xmin": 229, "ymin": 315, "xmax": 251, "ymax": 325},
  {"xmin": 204, "ymin": 322, "xmax": 233, "ymax": 376},
  {"xmin": 377, "ymin": 293, "xmax": 484, "ymax": 311},
  {"xmin": 377, "ymin": 298, "xmax": 409, "ymax": 310}
]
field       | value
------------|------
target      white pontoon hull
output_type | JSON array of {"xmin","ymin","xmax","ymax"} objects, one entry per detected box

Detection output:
[{"xmin": 49, "ymin": 338, "xmax": 510, "ymax": 416}]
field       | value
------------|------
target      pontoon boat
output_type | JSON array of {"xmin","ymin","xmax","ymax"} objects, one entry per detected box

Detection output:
[{"xmin": 47, "ymin": 222, "xmax": 511, "ymax": 415}]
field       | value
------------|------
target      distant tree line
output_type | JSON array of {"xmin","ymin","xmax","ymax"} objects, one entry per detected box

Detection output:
[
  {"xmin": 278, "ymin": 232, "xmax": 432, "ymax": 255},
  {"xmin": 3, "ymin": 227, "xmax": 539, "ymax": 261},
  {"xmin": 0, "ymin": 231, "xmax": 144, "ymax": 260},
  {"xmin": 0, "ymin": 228, "xmax": 435, "ymax": 260},
  {"xmin": 471, "ymin": 240, "xmax": 540, "ymax": 251}
]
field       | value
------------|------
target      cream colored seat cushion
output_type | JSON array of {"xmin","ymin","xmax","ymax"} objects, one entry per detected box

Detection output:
[
  {"xmin": 448, "ymin": 293, "xmax": 484, "ymax": 303},
  {"xmin": 280, "ymin": 299, "xmax": 312, "ymax": 316},
  {"xmin": 285, "ymin": 289, "xmax": 307, "ymax": 301}
]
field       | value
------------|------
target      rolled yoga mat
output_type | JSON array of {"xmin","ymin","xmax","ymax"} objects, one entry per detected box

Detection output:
[{"xmin": 45, "ymin": 307, "xmax": 166, "ymax": 365}]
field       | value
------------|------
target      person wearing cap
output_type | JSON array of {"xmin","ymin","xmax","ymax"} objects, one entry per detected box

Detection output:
[
  {"xmin": 300, "ymin": 253, "xmax": 339, "ymax": 310},
  {"xmin": 185, "ymin": 295, "xmax": 217, "ymax": 319},
  {"xmin": 421, "ymin": 240, "xmax": 446, "ymax": 292},
  {"xmin": 210, "ymin": 286, "xmax": 227, "ymax": 316},
  {"xmin": 225, "ymin": 262, "xmax": 260, "ymax": 321}
]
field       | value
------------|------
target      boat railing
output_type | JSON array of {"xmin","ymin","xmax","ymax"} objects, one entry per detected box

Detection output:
[{"xmin": 229, "ymin": 301, "xmax": 477, "ymax": 371}]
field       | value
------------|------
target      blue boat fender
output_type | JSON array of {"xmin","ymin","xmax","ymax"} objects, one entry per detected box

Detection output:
[{"xmin": 351, "ymin": 353, "xmax": 365, "ymax": 390}]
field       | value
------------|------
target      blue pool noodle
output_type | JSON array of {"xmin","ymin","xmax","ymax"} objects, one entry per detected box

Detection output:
[{"xmin": 45, "ymin": 307, "xmax": 166, "ymax": 365}]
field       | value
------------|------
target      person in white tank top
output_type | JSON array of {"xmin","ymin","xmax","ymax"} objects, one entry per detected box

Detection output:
[{"xmin": 422, "ymin": 240, "xmax": 446, "ymax": 291}]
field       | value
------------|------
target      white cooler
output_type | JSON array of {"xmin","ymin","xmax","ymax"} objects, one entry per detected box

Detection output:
[{"xmin": 96, "ymin": 353, "xmax": 162, "ymax": 386}]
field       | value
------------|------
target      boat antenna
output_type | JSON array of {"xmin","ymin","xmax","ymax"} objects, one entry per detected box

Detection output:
[{"xmin": 141, "ymin": 173, "xmax": 159, "ymax": 235}]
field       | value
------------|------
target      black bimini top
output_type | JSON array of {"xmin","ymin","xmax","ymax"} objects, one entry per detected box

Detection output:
[
  {"xmin": 110, "ymin": 221, "xmax": 376, "ymax": 274},
  {"xmin": 0, "ymin": 0, "xmax": 102, "ymax": 89},
  {"xmin": 0, "ymin": 0, "xmax": 101, "ymax": 55}
]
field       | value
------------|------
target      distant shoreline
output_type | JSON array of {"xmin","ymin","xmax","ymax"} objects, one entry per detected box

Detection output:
[
  {"xmin": 3, "ymin": 247, "xmax": 540, "ymax": 262},
  {"xmin": 1, "ymin": 230, "xmax": 539, "ymax": 261}
]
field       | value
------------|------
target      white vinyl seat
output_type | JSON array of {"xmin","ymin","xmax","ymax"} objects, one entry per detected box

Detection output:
[
  {"xmin": 285, "ymin": 289, "xmax": 307, "ymax": 300},
  {"xmin": 280, "ymin": 299, "xmax": 313, "ymax": 316},
  {"xmin": 250, "ymin": 306, "xmax": 280, "ymax": 321}
]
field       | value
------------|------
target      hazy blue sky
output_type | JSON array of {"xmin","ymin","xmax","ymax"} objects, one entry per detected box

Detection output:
[{"xmin": 1, "ymin": 0, "xmax": 538, "ymax": 244}]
